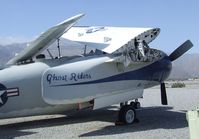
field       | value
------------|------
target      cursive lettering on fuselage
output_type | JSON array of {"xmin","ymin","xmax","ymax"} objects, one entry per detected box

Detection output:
[
  {"xmin": 47, "ymin": 74, "xmax": 67, "ymax": 84},
  {"xmin": 46, "ymin": 72, "xmax": 92, "ymax": 85},
  {"xmin": 70, "ymin": 73, "xmax": 91, "ymax": 81}
]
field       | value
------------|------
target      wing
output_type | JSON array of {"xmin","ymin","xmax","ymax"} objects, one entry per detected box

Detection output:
[
  {"xmin": 7, "ymin": 13, "xmax": 85, "ymax": 65},
  {"xmin": 62, "ymin": 26, "xmax": 160, "ymax": 54}
]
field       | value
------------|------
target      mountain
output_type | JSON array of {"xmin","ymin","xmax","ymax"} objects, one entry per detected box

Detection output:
[
  {"xmin": 0, "ymin": 39, "xmax": 90, "ymax": 65},
  {"xmin": 169, "ymin": 53, "xmax": 199, "ymax": 80},
  {"xmin": 0, "ymin": 42, "xmax": 198, "ymax": 80},
  {"xmin": 0, "ymin": 43, "xmax": 27, "ymax": 65}
]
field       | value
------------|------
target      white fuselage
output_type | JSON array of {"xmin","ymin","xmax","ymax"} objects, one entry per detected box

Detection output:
[{"xmin": 0, "ymin": 54, "xmax": 170, "ymax": 118}]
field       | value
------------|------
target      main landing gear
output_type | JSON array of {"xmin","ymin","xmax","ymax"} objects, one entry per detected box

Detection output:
[
  {"xmin": 116, "ymin": 100, "xmax": 140, "ymax": 125},
  {"xmin": 130, "ymin": 99, "xmax": 141, "ymax": 109}
]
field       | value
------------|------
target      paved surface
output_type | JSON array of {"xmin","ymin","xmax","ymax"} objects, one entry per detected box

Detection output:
[{"xmin": 0, "ymin": 80, "xmax": 199, "ymax": 139}]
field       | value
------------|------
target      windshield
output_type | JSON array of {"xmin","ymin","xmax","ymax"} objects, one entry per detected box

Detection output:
[{"xmin": 40, "ymin": 38, "xmax": 95, "ymax": 59}]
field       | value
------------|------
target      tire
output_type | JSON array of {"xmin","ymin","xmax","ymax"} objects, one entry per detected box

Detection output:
[{"xmin": 119, "ymin": 105, "xmax": 136, "ymax": 124}]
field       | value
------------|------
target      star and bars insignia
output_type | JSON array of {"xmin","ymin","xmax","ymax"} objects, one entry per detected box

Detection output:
[{"xmin": 0, "ymin": 85, "xmax": 19, "ymax": 107}]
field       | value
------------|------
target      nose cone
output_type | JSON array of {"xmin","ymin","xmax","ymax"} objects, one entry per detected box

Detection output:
[{"xmin": 159, "ymin": 54, "xmax": 172, "ymax": 82}]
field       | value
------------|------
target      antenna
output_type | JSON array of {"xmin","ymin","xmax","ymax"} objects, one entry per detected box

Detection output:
[{"xmin": 57, "ymin": 38, "xmax": 61, "ymax": 58}]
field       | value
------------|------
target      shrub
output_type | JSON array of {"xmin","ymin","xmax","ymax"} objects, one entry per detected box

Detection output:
[{"xmin": 171, "ymin": 82, "xmax": 185, "ymax": 88}]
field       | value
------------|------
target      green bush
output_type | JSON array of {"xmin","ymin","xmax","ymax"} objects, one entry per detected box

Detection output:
[{"xmin": 171, "ymin": 82, "xmax": 186, "ymax": 88}]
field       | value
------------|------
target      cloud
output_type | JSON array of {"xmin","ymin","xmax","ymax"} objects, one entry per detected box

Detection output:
[{"xmin": 0, "ymin": 36, "xmax": 32, "ymax": 45}]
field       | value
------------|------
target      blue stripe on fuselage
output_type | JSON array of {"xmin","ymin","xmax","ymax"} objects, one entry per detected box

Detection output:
[{"xmin": 51, "ymin": 56, "xmax": 172, "ymax": 87}]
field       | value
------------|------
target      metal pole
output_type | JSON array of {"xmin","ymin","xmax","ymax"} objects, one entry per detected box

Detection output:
[
  {"xmin": 57, "ymin": 38, "xmax": 61, "ymax": 58},
  {"xmin": 84, "ymin": 45, "xmax": 87, "ymax": 55}
]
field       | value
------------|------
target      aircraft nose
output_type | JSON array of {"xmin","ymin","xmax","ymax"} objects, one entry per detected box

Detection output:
[{"xmin": 159, "ymin": 55, "xmax": 172, "ymax": 82}]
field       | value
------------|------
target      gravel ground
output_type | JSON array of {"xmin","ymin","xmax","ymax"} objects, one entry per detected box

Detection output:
[{"xmin": 0, "ymin": 80, "xmax": 199, "ymax": 139}]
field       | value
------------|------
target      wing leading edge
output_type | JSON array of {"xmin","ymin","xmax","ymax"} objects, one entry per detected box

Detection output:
[{"xmin": 7, "ymin": 13, "xmax": 85, "ymax": 65}]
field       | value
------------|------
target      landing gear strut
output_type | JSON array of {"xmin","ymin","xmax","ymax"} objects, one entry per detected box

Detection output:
[
  {"xmin": 130, "ymin": 99, "xmax": 141, "ymax": 109},
  {"xmin": 120, "ymin": 99, "xmax": 141, "ymax": 109}
]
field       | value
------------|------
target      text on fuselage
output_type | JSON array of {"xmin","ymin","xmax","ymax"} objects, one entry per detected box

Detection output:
[{"xmin": 46, "ymin": 72, "xmax": 92, "ymax": 84}]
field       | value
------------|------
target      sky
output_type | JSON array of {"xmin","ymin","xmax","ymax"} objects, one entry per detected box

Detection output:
[{"xmin": 0, "ymin": 0, "xmax": 198, "ymax": 53}]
